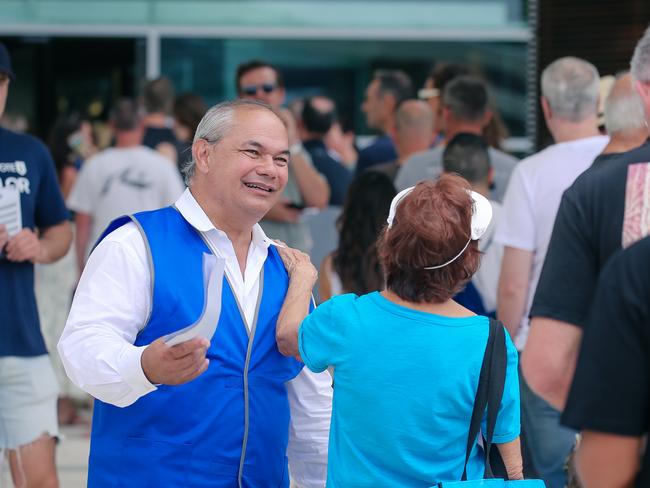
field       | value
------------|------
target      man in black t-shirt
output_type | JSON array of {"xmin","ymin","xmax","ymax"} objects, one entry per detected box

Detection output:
[
  {"xmin": 141, "ymin": 76, "xmax": 184, "ymax": 166},
  {"xmin": 521, "ymin": 26, "xmax": 650, "ymax": 411},
  {"xmin": 562, "ymin": 236, "xmax": 650, "ymax": 487}
]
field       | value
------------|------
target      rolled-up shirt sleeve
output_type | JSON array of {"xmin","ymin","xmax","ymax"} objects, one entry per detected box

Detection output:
[{"xmin": 58, "ymin": 223, "xmax": 157, "ymax": 407}]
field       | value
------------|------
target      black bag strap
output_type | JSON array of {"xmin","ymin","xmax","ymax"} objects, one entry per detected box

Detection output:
[{"xmin": 460, "ymin": 318, "xmax": 507, "ymax": 481}]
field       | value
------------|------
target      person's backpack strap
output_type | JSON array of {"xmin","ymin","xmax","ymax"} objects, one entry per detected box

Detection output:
[
  {"xmin": 484, "ymin": 318, "xmax": 508, "ymax": 478},
  {"xmin": 460, "ymin": 318, "xmax": 508, "ymax": 481}
]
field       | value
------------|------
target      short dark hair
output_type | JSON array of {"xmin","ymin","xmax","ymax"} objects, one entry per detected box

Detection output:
[
  {"xmin": 174, "ymin": 93, "xmax": 207, "ymax": 139},
  {"xmin": 443, "ymin": 76, "xmax": 489, "ymax": 122},
  {"xmin": 443, "ymin": 133, "xmax": 491, "ymax": 184},
  {"xmin": 428, "ymin": 63, "xmax": 470, "ymax": 91},
  {"xmin": 110, "ymin": 98, "xmax": 140, "ymax": 131},
  {"xmin": 236, "ymin": 60, "xmax": 284, "ymax": 90},
  {"xmin": 377, "ymin": 174, "xmax": 481, "ymax": 303},
  {"xmin": 143, "ymin": 76, "xmax": 174, "ymax": 114},
  {"xmin": 374, "ymin": 69, "xmax": 413, "ymax": 107},
  {"xmin": 302, "ymin": 97, "xmax": 336, "ymax": 135}
]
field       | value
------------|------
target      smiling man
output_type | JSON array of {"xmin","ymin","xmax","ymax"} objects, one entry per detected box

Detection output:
[{"xmin": 58, "ymin": 100, "xmax": 322, "ymax": 487}]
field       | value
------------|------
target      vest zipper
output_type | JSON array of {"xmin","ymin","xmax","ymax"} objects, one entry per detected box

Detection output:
[
  {"xmin": 196, "ymin": 231, "xmax": 265, "ymax": 487},
  {"xmin": 237, "ymin": 268, "xmax": 263, "ymax": 487}
]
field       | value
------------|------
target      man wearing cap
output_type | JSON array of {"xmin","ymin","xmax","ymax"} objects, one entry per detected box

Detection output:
[{"xmin": 0, "ymin": 42, "xmax": 72, "ymax": 487}]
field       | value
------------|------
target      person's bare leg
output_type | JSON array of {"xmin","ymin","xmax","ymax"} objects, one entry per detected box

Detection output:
[{"xmin": 8, "ymin": 434, "xmax": 58, "ymax": 488}]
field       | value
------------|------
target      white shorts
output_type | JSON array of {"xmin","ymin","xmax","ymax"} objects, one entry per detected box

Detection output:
[{"xmin": 0, "ymin": 355, "xmax": 59, "ymax": 449}]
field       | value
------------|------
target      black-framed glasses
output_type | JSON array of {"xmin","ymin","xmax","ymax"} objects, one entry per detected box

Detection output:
[{"xmin": 240, "ymin": 83, "xmax": 277, "ymax": 96}]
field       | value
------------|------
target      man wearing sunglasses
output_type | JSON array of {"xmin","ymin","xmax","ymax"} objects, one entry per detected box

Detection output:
[
  {"xmin": 236, "ymin": 60, "xmax": 330, "ymax": 254},
  {"xmin": 235, "ymin": 60, "xmax": 332, "ymax": 488}
]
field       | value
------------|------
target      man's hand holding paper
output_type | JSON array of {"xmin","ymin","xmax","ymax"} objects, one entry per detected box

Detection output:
[
  {"xmin": 141, "ymin": 337, "xmax": 210, "ymax": 385},
  {"xmin": 0, "ymin": 224, "xmax": 7, "ymax": 250},
  {"xmin": 5, "ymin": 227, "xmax": 42, "ymax": 262}
]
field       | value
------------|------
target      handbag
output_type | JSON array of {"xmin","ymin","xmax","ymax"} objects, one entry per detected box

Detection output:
[{"xmin": 436, "ymin": 319, "xmax": 546, "ymax": 488}]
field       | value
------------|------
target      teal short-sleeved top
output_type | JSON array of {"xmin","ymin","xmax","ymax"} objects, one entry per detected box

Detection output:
[{"xmin": 298, "ymin": 292, "xmax": 520, "ymax": 487}]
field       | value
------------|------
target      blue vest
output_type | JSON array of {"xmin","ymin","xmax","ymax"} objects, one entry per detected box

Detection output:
[{"xmin": 88, "ymin": 207, "xmax": 304, "ymax": 487}]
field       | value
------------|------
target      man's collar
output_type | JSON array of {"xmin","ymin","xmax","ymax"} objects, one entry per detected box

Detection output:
[{"xmin": 175, "ymin": 188, "xmax": 271, "ymax": 249}]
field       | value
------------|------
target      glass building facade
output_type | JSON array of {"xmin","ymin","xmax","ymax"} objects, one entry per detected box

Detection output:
[{"xmin": 0, "ymin": 0, "xmax": 532, "ymax": 147}]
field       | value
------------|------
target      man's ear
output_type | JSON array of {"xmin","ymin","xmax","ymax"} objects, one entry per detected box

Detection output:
[
  {"xmin": 192, "ymin": 139, "xmax": 211, "ymax": 175},
  {"xmin": 482, "ymin": 108, "xmax": 493, "ymax": 128},
  {"xmin": 441, "ymin": 105, "xmax": 452, "ymax": 130},
  {"xmin": 388, "ymin": 124, "xmax": 399, "ymax": 141},
  {"xmin": 540, "ymin": 96, "xmax": 552, "ymax": 121},
  {"xmin": 488, "ymin": 166, "xmax": 495, "ymax": 187},
  {"xmin": 384, "ymin": 92, "xmax": 397, "ymax": 115},
  {"xmin": 634, "ymin": 79, "xmax": 650, "ymax": 115},
  {"xmin": 277, "ymin": 86, "xmax": 287, "ymax": 106}
]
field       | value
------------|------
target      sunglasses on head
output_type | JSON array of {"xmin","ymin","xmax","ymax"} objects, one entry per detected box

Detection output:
[
  {"xmin": 241, "ymin": 83, "xmax": 277, "ymax": 96},
  {"xmin": 417, "ymin": 87, "xmax": 440, "ymax": 100}
]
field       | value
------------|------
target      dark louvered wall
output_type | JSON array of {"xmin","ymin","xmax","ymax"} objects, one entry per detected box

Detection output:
[{"xmin": 535, "ymin": 0, "xmax": 650, "ymax": 148}]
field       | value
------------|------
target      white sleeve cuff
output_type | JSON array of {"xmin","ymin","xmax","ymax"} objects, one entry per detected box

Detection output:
[{"xmin": 115, "ymin": 344, "xmax": 157, "ymax": 403}]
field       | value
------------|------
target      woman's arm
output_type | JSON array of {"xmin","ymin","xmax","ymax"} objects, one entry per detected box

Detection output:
[
  {"xmin": 496, "ymin": 437, "xmax": 524, "ymax": 480},
  {"xmin": 276, "ymin": 246, "xmax": 318, "ymax": 359}
]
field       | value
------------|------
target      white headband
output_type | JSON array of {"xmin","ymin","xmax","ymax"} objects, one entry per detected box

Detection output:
[{"xmin": 386, "ymin": 186, "xmax": 493, "ymax": 270}]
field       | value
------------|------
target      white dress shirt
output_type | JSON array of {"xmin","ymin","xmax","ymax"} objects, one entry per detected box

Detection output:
[
  {"xmin": 58, "ymin": 188, "xmax": 331, "ymax": 487},
  {"xmin": 493, "ymin": 135, "xmax": 609, "ymax": 349}
]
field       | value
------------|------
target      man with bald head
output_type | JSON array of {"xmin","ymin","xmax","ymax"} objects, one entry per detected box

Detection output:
[
  {"xmin": 300, "ymin": 95, "xmax": 352, "ymax": 205},
  {"xmin": 59, "ymin": 100, "xmax": 327, "ymax": 487},
  {"xmin": 369, "ymin": 99, "xmax": 433, "ymax": 183},
  {"xmin": 395, "ymin": 76, "xmax": 518, "ymax": 200}
]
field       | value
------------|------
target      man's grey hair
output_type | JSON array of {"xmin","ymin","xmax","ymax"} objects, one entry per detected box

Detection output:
[
  {"xmin": 631, "ymin": 25, "xmax": 650, "ymax": 83},
  {"xmin": 604, "ymin": 73, "xmax": 646, "ymax": 135},
  {"xmin": 180, "ymin": 99, "xmax": 279, "ymax": 186},
  {"xmin": 541, "ymin": 57, "xmax": 600, "ymax": 122}
]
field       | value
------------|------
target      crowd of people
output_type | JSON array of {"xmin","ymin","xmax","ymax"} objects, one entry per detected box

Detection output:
[{"xmin": 0, "ymin": 23, "xmax": 650, "ymax": 488}]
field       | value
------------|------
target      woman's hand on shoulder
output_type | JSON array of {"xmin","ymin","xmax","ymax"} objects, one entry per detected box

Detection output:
[{"xmin": 275, "ymin": 242, "xmax": 318, "ymax": 287}]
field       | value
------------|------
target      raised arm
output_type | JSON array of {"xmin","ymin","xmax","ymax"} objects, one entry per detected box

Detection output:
[
  {"xmin": 279, "ymin": 107, "xmax": 330, "ymax": 209},
  {"xmin": 275, "ymin": 246, "xmax": 318, "ymax": 359}
]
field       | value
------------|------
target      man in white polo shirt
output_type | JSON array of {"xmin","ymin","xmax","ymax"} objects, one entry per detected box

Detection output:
[{"xmin": 494, "ymin": 56, "xmax": 608, "ymax": 488}]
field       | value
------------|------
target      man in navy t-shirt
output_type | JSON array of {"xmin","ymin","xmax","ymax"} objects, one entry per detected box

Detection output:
[
  {"xmin": 0, "ymin": 42, "xmax": 71, "ymax": 487},
  {"xmin": 355, "ymin": 70, "xmax": 413, "ymax": 176}
]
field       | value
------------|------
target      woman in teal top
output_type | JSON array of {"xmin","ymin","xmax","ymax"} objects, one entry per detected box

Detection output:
[{"xmin": 276, "ymin": 175, "xmax": 523, "ymax": 487}]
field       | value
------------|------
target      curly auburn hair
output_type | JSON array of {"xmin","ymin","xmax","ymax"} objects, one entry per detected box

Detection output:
[{"xmin": 377, "ymin": 174, "xmax": 482, "ymax": 303}]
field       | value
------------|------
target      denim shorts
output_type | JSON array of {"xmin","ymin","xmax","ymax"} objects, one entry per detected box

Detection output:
[{"xmin": 0, "ymin": 355, "xmax": 59, "ymax": 449}]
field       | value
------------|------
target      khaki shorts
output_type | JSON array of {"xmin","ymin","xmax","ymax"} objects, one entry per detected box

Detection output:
[{"xmin": 0, "ymin": 355, "xmax": 59, "ymax": 449}]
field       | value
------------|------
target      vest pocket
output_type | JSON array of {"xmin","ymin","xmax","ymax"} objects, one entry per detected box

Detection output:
[{"xmin": 118, "ymin": 437, "xmax": 192, "ymax": 486}]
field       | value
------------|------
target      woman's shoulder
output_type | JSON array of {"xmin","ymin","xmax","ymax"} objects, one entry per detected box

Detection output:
[
  {"xmin": 315, "ymin": 292, "xmax": 375, "ymax": 324},
  {"xmin": 321, "ymin": 292, "xmax": 364, "ymax": 309}
]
